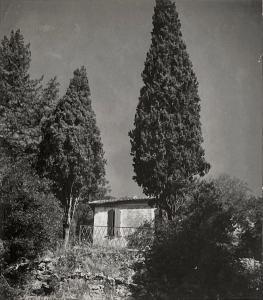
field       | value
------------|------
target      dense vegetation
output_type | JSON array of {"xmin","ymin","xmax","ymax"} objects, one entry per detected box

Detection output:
[
  {"xmin": 36, "ymin": 66, "xmax": 107, "ymax": 248},
  {"xmin": 0, "ymin": 1, "xmax": 262, "ymax": 299},
  {"xmin": 0, "ymin": 30, "xmax": 63, "ymax": 265},
  {"xmin": 132, "ymin": 177, "xmax": 262, "ymax": 299},
  {"xmin": 129, "ymin": 0, "xmax": 210, "ymax": 219},
  {"xmin": 0, "ymin": 161, "xmax": 63, "ymax": 266},
  {"xmin": 129, "ymin": 0, "xmax": 262, "ymax": 299},
  {"xmin": 0, "ymin": 29, "xmax": 107, "ymax": 297}
]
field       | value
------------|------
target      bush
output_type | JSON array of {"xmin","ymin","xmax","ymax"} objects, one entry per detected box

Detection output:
[
  {"xmin": 127, "ymin": 221, "xmax": 154, "ymax": 250},
  {"xmin": 132, "ymin": 181, "xmax": 256, "ymax": 299},
  {"xmin": 214, "ymin": 174, "xmax": 262, "ymax": 261},
  {"xmin": 0, "ymin": 160, "xmax": 63, "ymax": 265},
  {"xmin": 0, "ymin": 274, "xmax": 23, "ymax": 300}
]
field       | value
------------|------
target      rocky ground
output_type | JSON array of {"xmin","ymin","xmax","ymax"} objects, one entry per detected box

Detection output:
[{"xmin": 3, "ymin": 245, "xmax": 144, "ymax": 299}]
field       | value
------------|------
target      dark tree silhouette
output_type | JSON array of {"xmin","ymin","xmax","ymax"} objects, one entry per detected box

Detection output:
[
  {"xmin": 0, "ymin": 30, "xmax": 43, "ymax": 157},
  {"xmin": 129, "ymin": 0, "xmax": 210, "ymax": 219},
  {"xmin": 37, "ymin": 66, "xmax": 107, "ymax": 247}
]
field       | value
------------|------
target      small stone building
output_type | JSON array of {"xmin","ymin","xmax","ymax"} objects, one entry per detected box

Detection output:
[{"xmin": 89, "ymin": 197, "xmax": 155, "ymax": 247}]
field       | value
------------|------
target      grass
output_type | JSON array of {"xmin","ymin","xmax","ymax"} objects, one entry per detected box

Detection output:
[{"xmin": 20, "ymin": 244, "xmax": 138, "ymax": 300}]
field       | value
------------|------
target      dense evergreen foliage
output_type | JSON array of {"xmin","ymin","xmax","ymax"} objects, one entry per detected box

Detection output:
[
  {"xmin": 129, "ymin": 0, "xmax": 210, "ymax": 218},
  {"xmin": 0, "ymin": 30, "xmax": 60, "ymax": 161},
  {"xmin": 0, "ymin": 23, "xmax": 261, "ymax": 299},
  {"xmin": 37, "ymin": 76, "xmax": 60, "ymax": 124},
  {"xmin": 37, "ymin": 66, "xmax": 106, "ymax": 246},
  {"xmin": 0, "ymin": 160, "xmax": 63, "ymax": 264},
  {"xmin": 0, "ymin": 30, "xmax": 63, "ymax": 265},
  {"xmin": 0, "ymin": 30, "xmax": 43, "ymax": 157},
  {"xmin": 132, "ymin": 179, "xmax": 262, "ymax": 299}
]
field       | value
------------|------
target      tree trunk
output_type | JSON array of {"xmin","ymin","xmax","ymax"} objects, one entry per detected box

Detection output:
[
  {"xmin": 63, "ymin": 211, "xmax": 71, "ymax": 249},
  {"xmin": 261, "ymin": 218, "xmax": 263, "ymax": 263},
  {"xmin": 64, "ymin": 195, "xmax": 73, "ymax": 249},
  {"xmin": 164, "ymin": 196, "xmax": 173, "ymax": 221},
  {"xmin": 64, "ymin": 223, "xmax": 70, "ymax": 249}
]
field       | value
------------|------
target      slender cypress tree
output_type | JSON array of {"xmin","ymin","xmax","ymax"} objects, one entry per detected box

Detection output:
[
  {"xmin": 37, "ymin": 66, "xmax": 106, "ymax": 247},
  {"xmin": 129, "ymin": 0, "xmax": 210, "ymax": 219}
]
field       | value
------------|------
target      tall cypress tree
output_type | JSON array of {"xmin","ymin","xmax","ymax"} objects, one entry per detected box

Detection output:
[
  {"xmin": 129, "ymin": 0, "xmax": 210, "ymax": 219},
  {"xmin": 0, "ymin": 30, "xmax": 43, "ymax": 157},
  {"xmin": 37, "ymin": 66, "xmax": 106, "ymax": 246},
  {"xmin": 0, "ymin": 31, "xmax": 63, "ymax": 261}
]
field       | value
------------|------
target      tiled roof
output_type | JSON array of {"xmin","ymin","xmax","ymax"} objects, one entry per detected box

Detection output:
[{"xmin": 89, "ymin": 197, "xmax": 155, "ymax": 206}]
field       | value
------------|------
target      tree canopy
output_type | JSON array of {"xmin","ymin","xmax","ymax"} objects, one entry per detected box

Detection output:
[
  {"xmin": 37, "ymin": 66, "xmax": 107, "ymax": 245},
  {"xmin": 0, "ymin": 30, "xmax": 64, "ymax": 268},
  {"xmin": 212, "ymin": 174, "xmax": 262, "ymax": 260},
  {"xmin": 37, "ymin": 76, "xmax": 60, "ymax": 125},
  {"xmin": 129, "ymin": 0, "xmax": 210, "ymax": 218},
  {"xmin": 0, "ymin": 30, "xmax": 43, "ymax": 157},
  {"xmin": 0, "ymin": 159, "xmax": 63, "ymax": 264},
  {"xmin": 132, "ymin": 179, "xmax": 262, "ymax": 299}
]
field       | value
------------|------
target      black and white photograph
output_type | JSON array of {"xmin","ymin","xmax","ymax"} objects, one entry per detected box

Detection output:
[{"xmin": 0, "ymin": 0, "xmax": 262, "ymax": 299}]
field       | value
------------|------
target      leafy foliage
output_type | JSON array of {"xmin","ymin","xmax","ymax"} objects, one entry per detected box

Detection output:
[
  {"xmin": 129, "ymin": 0, "xmax": 209, "ymax": 218},
  {"xmin": 0, "ymin": 160, "xmax": 63, "ymax": 264},
  {"xmin": 0, "ymin": 274, "xmax": 22, "ymax": 300},
  {"xmin": 37, "ymin": 76, "xmax": 60, "ymax": 125},
  {"xmin": 0, "ymin": 30, "xmax": 60, "ymax": 160},
  {"xmin": 127, "ymin": 221, "xmax": 154, "ymax": 250},
  {"xmin": 214, "ymin": 174, "xmax": 262, "ymax": 221},
  {"xmin": 37, "ymin": 66, "xmax": 106, "ymax": 207},
  {"xmin": 0, "ymin": 30, "xmax": 64, "ymax": 266},
  {"xmin": 0, "ymin": 30, "xmax": 43, "ymax": 157},
  {"xmin": 213, "ymin": 174, "xmax": 262, "ymax": 260},
  {"xmin": 132, "ymin": 180, "xmax": 260, "ymax": 299},
  {"xmin": 37, "ymin": 66, "xmax": 107, "ymax": 242},
  {"xmin": 0, "ymin": 30, "xmax": 64, "ymax": 268}
]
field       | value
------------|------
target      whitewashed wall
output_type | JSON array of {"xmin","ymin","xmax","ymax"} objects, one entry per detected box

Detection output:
[
  {"xmin": 120, "ymin": 207, "xmax": 155, "ymax": 228},
  {"xmin": 92, "ymin": 202, "xmax": 155, "ymax": 247}
]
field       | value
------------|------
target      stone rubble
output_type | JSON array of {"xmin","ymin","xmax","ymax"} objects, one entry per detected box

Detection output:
[{"xmin": 24, "ymin": 252, "xmax": 137, "ymax": 299}]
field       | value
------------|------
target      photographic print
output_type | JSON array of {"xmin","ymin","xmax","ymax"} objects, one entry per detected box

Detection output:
[{"xmin": 0, "ymin": 0, "xmax": 262, "ymax": 299}]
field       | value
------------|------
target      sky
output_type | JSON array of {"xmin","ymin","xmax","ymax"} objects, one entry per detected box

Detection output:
[{"xmin": 0, "ymin": 0, "xmax": 262, "ymax": 196}]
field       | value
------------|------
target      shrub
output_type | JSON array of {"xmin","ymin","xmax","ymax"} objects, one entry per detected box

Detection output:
[
  {"xmin": 0, "ymin": 160, "xmax": 63, "ymax": 265},
  {"xmin": 214, "ymin": 174, "xmax": 262, "ymax": 261},
  {"xmin": 132, "ymin": 181, "xmax": 254, "ymax": 299},
  {"xmin": 127, "ymin": 221, "xmax": 154, "ymax": 250},
  {"xmin": 0, "ymin": 276, "xmax": 22, "ymax": 300}
]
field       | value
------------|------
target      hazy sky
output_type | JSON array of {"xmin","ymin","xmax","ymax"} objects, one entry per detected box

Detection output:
[{"xmin": 0, "ymin": 0, "xmax": 262, "ymax": 196}]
